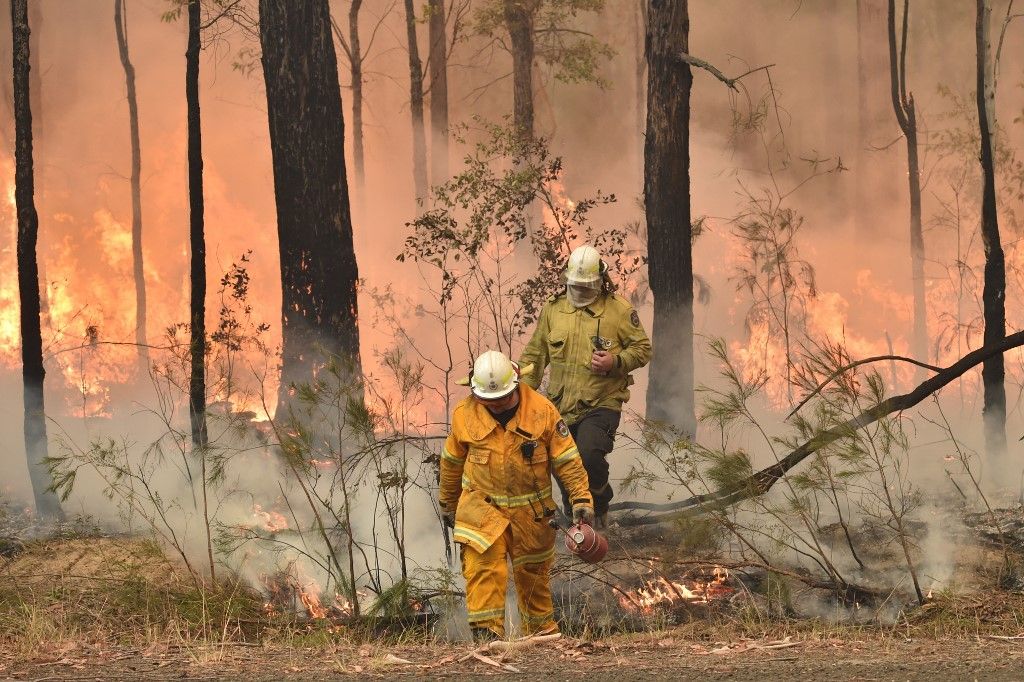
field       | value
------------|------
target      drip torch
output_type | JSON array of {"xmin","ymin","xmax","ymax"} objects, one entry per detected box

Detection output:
[{"xmin": 550, "ymin": 516, "xmax": 608, "ymax": 563}]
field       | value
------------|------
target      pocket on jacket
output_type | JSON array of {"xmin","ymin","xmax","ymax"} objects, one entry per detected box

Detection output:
[{"xmin": 549, "ymin": 330, "xmax": 568, "ymax": 360}]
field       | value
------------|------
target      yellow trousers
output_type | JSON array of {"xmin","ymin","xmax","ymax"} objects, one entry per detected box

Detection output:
[{"xmin": 460, "ymin": 507, "xmax": 557, "ymax": 638}]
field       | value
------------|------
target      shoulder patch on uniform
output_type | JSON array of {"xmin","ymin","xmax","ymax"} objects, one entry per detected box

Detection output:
[
  {"xmin": 630, "ymin": 310, "xmax": 640, "ymax": 327},
  {"xmin": 556, "ymin": 419, "xmax": 569, "ymax": 438}
]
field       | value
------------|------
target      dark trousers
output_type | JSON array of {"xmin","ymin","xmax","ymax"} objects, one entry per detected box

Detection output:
[{"xmin": 558, "ymin": 408, "xmax": 621, "ymax": 516}]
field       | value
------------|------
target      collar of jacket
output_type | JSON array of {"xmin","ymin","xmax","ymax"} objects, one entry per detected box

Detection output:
[
  {"xmin": 556, "ymin": 291, "xmax": 608, "ymax": 317},
  {"xmin": 461, "ymin": 384, "xmax": 548, "ymax": 441}
]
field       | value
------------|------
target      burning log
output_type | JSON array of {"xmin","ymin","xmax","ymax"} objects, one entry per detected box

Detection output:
[{"xmin": 612, "ymin": 330, "xmax": 1024, "ymax": 525}]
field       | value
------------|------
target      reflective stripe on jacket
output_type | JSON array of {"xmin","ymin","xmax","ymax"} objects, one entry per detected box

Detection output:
[{"xmin": 439, "ymin": 384, "xmax": 592, "ymax": 553}]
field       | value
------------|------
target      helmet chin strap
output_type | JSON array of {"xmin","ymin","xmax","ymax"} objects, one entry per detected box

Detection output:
[{"xmin": 567, "ymin": 283, "xmax": 600, "ymax": 308}]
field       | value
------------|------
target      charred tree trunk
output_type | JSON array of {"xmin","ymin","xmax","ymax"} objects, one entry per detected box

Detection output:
[
  {"xmin": 427, "ymin": 0, "xmax": 448, "ymax": 186},
  {"xmin": 28, "ymin": 0, "xmax": 47, "ymax": 327},
  {"xmin": 976, "ymin": 0, "xmax": 1006, "ymax": 456},
  {"xmin": 855, "ymin": 0, "xmax": 899, "ymax": 239},
  {"xmin": 349, "ymin": 0, "xmax": 364, "ymax": 190},
  {"xmin": 186, "ymin": 0, "xmax": 208, "ymax": 457},
  {"xmin": 12, "ymin": 0, "xmax": 61, "ymax": 519},
  {"xmin": 403, "ymin": 0, "xmax": 427, "ymax": 200},
  {"xmin": 259, "ymin": 0, "xmax": 362, "ymax": 403},
  {"xmin": 887, "ymin": 0, "xmax": 926, "ymax": 372},
  {"xmin": 634, "ymin": 0, "xmax": 647, "ymax": 184},
  {"xmin": 644, "ymin": 0, "xmax": 695, "ymax": 436},
  {"xmin": 186, "ymin": 0, "xmax": 214, "ymax": 582},
  {"xmin": 114, "ymin": 0, "xmax": 148, "ymax": 372},
  {"xmin": 504, "ymin": 0, "xmax": 538, "ymax": 140}
]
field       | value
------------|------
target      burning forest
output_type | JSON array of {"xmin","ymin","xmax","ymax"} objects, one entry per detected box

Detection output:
[{"xmin": 2, "ymin": 0, "xmax": 1024, "ymax": 679}]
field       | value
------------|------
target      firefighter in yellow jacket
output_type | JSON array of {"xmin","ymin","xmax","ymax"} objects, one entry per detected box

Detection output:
[
  {"xmin": 519, "ymin": 245, "xmax": 652, "ymax": 527},
  {"xmin": 440, "ymin": 350, "xmax": 593, "ymax": 642}
]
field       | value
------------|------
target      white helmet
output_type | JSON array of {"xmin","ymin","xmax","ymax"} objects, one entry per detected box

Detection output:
[
  {"xmin": 470, "ymin": 350, "xmax": 519, "ymax": 400},
  {"xmin": 566, "ymin": 245, "xmax": 603, "ymax": 286}
]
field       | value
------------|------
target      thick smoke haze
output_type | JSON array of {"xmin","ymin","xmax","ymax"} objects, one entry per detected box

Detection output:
[{"xmin": 0, "ymin": 0, "xmax": 1021, "ymax": 601}]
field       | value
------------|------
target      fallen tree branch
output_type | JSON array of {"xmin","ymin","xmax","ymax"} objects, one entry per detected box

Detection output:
[
  {"xmin": 613, "ymin": 330, "xmax": 1024, "ymax": 525},
  {"xmin": 674, "ymin": 52, "xmax": 774, "ymax": 90},
  {"xmin": 786, "ymin": 354, "xmax": 943, "ymax": 419}
]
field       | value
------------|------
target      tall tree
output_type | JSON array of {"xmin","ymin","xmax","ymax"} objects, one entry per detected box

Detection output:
[
  {"xmin": 976, "ymin": 0, "xmax": 1006, "ymax": 456},
  {"xmin": 185, "ymin": 0, "xmax": 214, "ymax": 581},
  {"xmin": 855, "ymin": 0, "xmax": 899, "ymax": 239},
  {"xmin": 634, "ymin": 0, "xmax": 647, "ymax": 183},
  {"xmin": 503, "ymin": 0, "xmax": 539, "ymax": 140},
  {"xmin": 474, "ymin": 1, "xmax": 610, "ymax": 141},
  {"xmin": 427, "ymin": 0, "xmax": 449, "ymax": 185},
  {"xmin": 260, "ymin": 0, "xmax": 362, "ymax": 399},
  {"xmin": 644, "ymin": 0, "xmax": 695, "ymax": 435},
  {"xmin": 332, "ymin": 2, "xmax": 365, "ymax": 189},
  {"xmin": 887, "ymin": 0, "xmax": 926, "ymax": 371},
  {"xmin": 403, "ymin": 0, "xmax": 428, "ymax": 199},
  {"xmin": 12, "ymin": 0, "xmax": 62, "ymax": 519},
  {"xmin": 186, "ymin": 0, "xmax": 207, "ymax": 456},
  {"xmin": 114, "ymin": 0, "xmax": 148, "ymax": 371},
  {"xmin": 28, "ymin": 0, "xmax": 48, "ymax": 326}
]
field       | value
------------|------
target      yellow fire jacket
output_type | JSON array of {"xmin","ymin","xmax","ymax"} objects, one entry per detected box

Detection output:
[
  {"xmin": 440, "ymin": 384, "xmax": 593, "ymax": 553},
  {"xmin": 519, "ymin": 292, "xmax": 652, "ymax": 425}
]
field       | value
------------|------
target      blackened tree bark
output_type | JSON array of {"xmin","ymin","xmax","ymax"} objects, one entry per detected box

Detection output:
[
  {"xmin": 349, "ymin": 1, "xmax": 364, "ymax": 188},
  {"xmin": 976, "ymin": 0, "xmax": 1006, "ymax": 456},
  {"xmin": 28, "ymin": 0, "xmax": 47, "ymax": 326},
  {"xmin": 887, "ymin": 0, "xmax": 926, "ymax": 372},
  {"xmin": 186, "ymin": 0, "xmax": 214, "ymax": 581},
  {"xmin": 403, "ymin": 0, "xmax": 427, "ymax": 199},
  {"xmin": 428, "ymin": 0, "xmax": 448, "ymax": 185},
  {"xmin": 644, "ymin": 0, "xmax": 695, "ymax": 435},
  {"xmin": 856, "ymin": 0, "xmax": 899, "ymax": 239},
  {"xmin": 259, "ymin": 0, "xmax": 362, "ymax": 400},
  {"xmin": 114, "ymin": 0, "xmax": 148, "ymax": 371},
  {"xmin": 504, "ymin": 0, "xmax": 539, "ymax": 140},
  {"xmin": 186, "ymin": 0, "xmax": 207, "ymax": 456},
  {"xmin": 12, "ymin": 0, "xmax": 61, "ymax": 519}
]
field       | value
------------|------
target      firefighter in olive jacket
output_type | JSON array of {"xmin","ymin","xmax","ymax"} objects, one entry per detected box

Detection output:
[
  {"xmin": 440, "ymin": 350, "xmax": 593, "ymax": 641},
  {"xmin": 518, "ymin": 245, "xmax": 652, "ymax": 527}
]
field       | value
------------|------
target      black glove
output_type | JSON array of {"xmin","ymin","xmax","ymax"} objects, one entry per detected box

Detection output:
[{"xmin": 442, "ymin": 509, "xmax": 456, "ymax": 528}]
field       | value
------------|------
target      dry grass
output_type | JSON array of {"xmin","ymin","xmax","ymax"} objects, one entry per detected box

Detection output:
[
  {"xmin": 3, "ymin": 533, "xmax": 1024, "ymax": 664},
  {"xmin": 0, "ymin": 535, "xmax": 274, "ymax": 657}
]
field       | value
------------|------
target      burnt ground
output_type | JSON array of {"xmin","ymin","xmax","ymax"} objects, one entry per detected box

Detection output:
[
  {"xmin": 3, "ymin": 634, "xmax": 1024, "ymax": 681},
  {"xmin": 6, "ymin": 508, "xmax": 1024, "ymax": 680}
]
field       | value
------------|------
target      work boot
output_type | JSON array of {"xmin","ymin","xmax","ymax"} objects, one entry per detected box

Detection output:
[{"xmin": 471, "ymin": 626, "xmax": 501, "ymax": 644}]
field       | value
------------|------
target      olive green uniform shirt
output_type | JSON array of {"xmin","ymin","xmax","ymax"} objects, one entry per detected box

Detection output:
[{"xmin": 518, "ymin": 292, "xmax": 652, "ymax": 425}]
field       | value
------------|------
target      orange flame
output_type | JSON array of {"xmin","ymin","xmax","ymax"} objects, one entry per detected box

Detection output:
[
  {"xmin": 299, "ymin": 586, "xmax": 328, "ymax": 619},
  {"xmin": 618, "ymin": 567, "xmax": 732, "ymax": 612},
  {"xmin": 252, "ymin": 503, "xmax": 288, "ymax": 532}
]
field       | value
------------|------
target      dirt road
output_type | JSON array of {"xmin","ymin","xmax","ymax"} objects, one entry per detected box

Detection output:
[{"xmin": 4, "ymin": 634, "xmax": 1023, "ymax": 680}]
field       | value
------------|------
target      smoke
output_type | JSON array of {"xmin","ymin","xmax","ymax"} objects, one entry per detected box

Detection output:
[{"xmin": 0, "ymin": 0, "xmax": 1020, "ymax": 619}]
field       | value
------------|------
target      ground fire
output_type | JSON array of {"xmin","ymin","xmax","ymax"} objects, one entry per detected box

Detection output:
[{"xmin": 617, "ymin": 567, "xmax": 733, "ymax": 613}]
